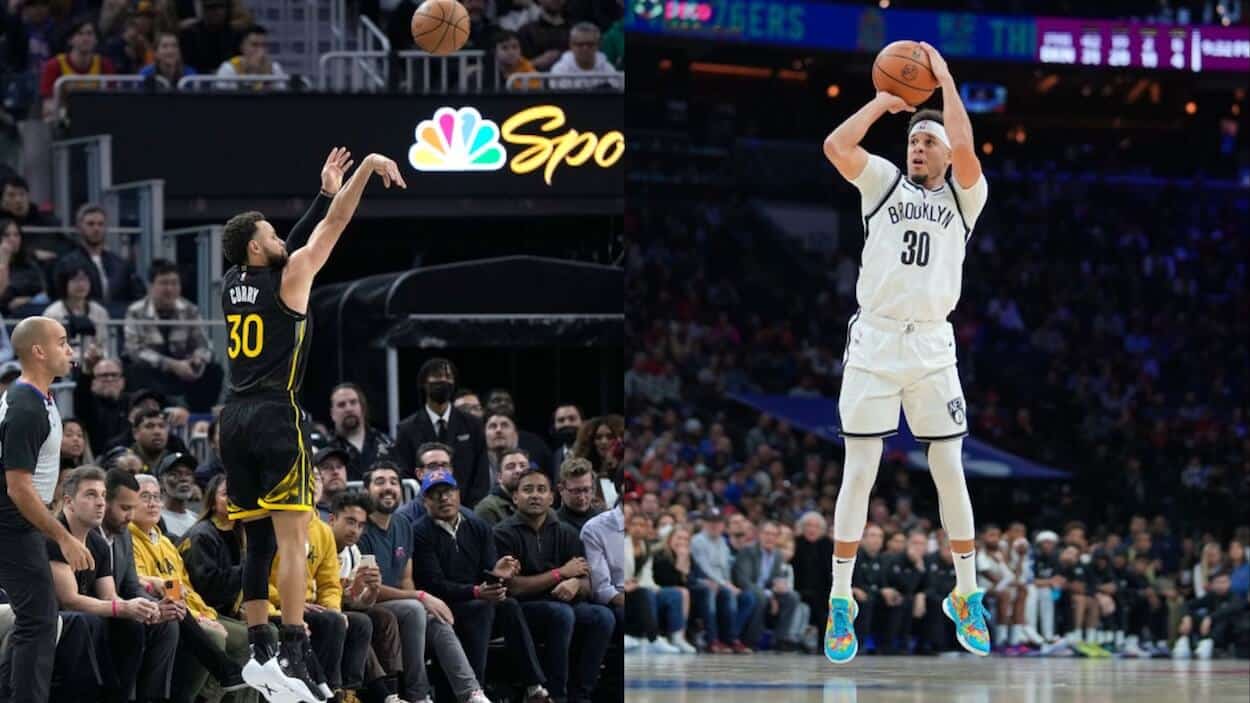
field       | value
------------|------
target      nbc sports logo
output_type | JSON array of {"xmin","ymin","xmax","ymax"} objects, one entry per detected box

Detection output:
[{"xmin": 408, "ymin": 106, "xmax": 506, "ymax": 172}]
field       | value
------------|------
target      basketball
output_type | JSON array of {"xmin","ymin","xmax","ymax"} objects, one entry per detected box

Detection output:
[
  {"xmin": 872, "ymin": 40, "xmax": 940, "ymax": 106},
  {"xmin": 410, "ymin": 0, "xmax": 470, "ymax": 56}
]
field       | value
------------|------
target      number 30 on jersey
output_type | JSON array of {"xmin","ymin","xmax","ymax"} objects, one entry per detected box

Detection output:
[{"xmin": 226, "ymin": 313, "xmax": 264, "ymax": 358}]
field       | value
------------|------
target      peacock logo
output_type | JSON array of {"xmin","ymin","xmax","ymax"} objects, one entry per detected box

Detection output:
[{"xmin": 408, "ymin": 106, "xmax": 507, "ymax": 172}]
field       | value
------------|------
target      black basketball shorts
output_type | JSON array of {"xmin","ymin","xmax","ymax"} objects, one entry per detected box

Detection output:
[{"xmin": 219, "ymin": 392, "xmax": 315, "ymax": 520}]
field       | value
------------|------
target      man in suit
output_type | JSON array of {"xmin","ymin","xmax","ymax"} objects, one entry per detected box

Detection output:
[
  {"xmin": 732, "ymin": 520, "xmax": 802, "ymax": 650},
  {"xmin": 53, "ymin": 204, "xmax": 147, "ymax": 313},
  {"xmin": 549, "ymin": 403, "xmax": 582, "ymax": 478},
  {"xmin": 394, "ymin": 358, "xmax": 490, "ymax": 507}
]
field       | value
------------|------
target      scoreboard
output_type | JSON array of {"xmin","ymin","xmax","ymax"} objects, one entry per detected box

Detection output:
[
  {"xmin": 627, "ymin": 0, "xmax": 1250, "ymax": 74},
  {"xmin": 1035, "ymin": 18, "xmax": 1250, "ymax": 72}
]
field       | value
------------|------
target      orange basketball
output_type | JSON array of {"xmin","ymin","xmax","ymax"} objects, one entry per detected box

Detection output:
[
  {"xmin": 872, "ymin": 40, "xmax": 940, "ymax": 106},
  {"xmin": 411, "ymin": 0, "xmax": 470, "ymax": 56}
]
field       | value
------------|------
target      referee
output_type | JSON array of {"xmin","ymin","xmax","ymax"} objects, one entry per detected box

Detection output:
[{"xmin": 0, "ymin": 317, "xmax": 93, "ymax": 703}]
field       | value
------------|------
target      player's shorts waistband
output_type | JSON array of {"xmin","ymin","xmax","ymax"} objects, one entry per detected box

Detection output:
[{"xmin": 857, "ymin": 310, "xmax": 947, "ymax": 334}]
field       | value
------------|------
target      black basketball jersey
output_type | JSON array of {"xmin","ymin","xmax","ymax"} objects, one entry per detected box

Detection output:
[{"xmin": 221, "ymin": 265, "xmax": 312, "ymax": 396}]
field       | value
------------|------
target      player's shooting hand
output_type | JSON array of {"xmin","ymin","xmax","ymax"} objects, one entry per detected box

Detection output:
[
  {"xmin": 363, "ymin": 153, "xmax": 408, "ymax": 190},
  {"xmin": 917, "ymin": 42, "xmax": 952, "ymax": 83},
  {"xmin": 874, "ymin": 91, "xmax": 915, "ymax": 114},
  {"xmin": 321, "ymin": 146, "xmax": 353, "ymax": 195}
]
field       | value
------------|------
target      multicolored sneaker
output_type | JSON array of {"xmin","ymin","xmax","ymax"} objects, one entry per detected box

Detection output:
[
  {"xmin": 824, "ymin": 596, "xmax": 859, "ymax": 664},
  {"xmin": 942, "ymin": 589, "xmax": 992, "ymax": 656}
]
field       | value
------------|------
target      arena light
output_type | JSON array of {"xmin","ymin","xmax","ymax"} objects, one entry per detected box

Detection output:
[
  {"xmin": 826, "ymin": 84, "xmax": 841, "ymax": 98},
  {"xmin": 1185, "ymin": 100, "xmax": 1198, "ymax": 114},
  {"xmin": 659, "ymin": 59, "xmax": 672, "ymax": 71},
  {"xmin": 879, "ymin": 0, "xmax": 890, "ymax": 8},
  {"xmin": 981, "ymin": 142, "xmax": 994, "ymax": 155},
  {"xmin": 690, "ymin": 62, "xmax": 773, "ymax": 78}
]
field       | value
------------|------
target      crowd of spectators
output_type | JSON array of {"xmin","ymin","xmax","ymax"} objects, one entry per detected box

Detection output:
[
  {"xmin": 1, "ymin": 0, "xmax": 624, "ymax": 123},
  {"xmin": 1, "ymin": 347, "xmax": 626, "ymax": 701},
  {"xmin": 623, "ymin": 100, "xmax": 1250, "ymax": 658}
]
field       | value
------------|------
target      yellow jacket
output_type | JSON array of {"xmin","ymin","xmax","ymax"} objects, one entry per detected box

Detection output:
[
  {"xmin": 128, "ymin": 522, "xmax": 217, "ymax": 620},
  {"xmin": 268, "ymin": 515, "xmax": 342, "ymax": 615}
]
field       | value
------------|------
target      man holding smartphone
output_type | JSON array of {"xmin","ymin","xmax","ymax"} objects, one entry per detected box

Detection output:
[
  {"xmin": 411, "ymin": 470, "xmax": 551, "ymax": 702},
  {"xmin": 327, "ymin": 491, "xmax": 405, "ymax": 702}
]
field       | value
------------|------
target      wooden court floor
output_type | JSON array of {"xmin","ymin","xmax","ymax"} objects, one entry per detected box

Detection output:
[{"xmin": 625, "ymin": 652, "xmax": 1250, "ymax": 702}]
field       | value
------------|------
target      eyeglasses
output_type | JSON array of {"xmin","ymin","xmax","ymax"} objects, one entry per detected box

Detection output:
[{"xmin": 139, "ymin": 492, "xmax": 162, "ymax": 504}]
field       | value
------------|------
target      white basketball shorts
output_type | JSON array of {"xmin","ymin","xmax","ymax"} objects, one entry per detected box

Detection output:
[{"xmin": 838, "ymin": 310, "xmax": 969, "ymax": 442}]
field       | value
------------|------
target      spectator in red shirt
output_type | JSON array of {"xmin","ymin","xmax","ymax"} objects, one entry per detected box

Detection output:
[{"xmin": 38, "ymin": 18, "xmax": 114, "ymax": 119}]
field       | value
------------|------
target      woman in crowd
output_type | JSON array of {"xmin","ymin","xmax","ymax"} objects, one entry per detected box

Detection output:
[
  {"xmin": 43, "ymin": 259, "xmax": 112, "ymax": 360},
  {"xmin": 653, "ymin": 524, "xmax": 714, "ymax": 652},
  {"xmin": 0, "ymin": 217, "xmax": 49, "ymax": 313},
  {"xmin": 574, "ymin": 414, "xmax": 625, "ymax": 477},
  {"xmin": 60, "ymin": 417, "xmax": 93, "ymax": 469},
  {"xmin": 180, "ymin": 474, "xmax": 246, "ymax": 618},
  {"xmin": 1194, "ymin": 542, "xmax": 1225, "ymax": 598},
  {"xmin": 624, "ymin": 512, "xmax": 692, "ymax": 654}
]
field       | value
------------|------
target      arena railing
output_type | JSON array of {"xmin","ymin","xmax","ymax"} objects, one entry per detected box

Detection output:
[
  {"xmin": 506, "ymin": 71, "xmax": 624, "ymax": 92},
  {"xmin": 176, "ymin": 74, "xmax": 316, "ymax": 92},
  {"xmin": 50, "ymin": 75, "xmax": 169, "ymax": 122},
  {"xmin": 318, "ymin": 15, "xmax": 390, "ymax": 92},
  {"xmin": 318, "ymin": 49, "xmax": 487, "ymax": 93}
]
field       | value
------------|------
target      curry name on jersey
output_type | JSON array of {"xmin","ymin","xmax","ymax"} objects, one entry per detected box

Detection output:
[
  {"xmin": 222, "ymin": 265, "xmax": 312, "ymax": 396},
  {"xmin": 851, "ymin": 154, "xmax": 989, "ymax": 322}
]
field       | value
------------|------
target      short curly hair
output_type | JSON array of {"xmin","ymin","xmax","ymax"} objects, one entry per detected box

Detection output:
[{"xmin": 222, "ymin": 211, "xmax": 265, "ymax": 265}]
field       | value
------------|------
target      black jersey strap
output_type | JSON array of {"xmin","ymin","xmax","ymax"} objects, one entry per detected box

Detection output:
[
  {"xmin": 862, "ymin": 168, "xmax": 903, "ymax": 241},
  {"xmin": 946, "ymin": 174, "xmax": 973, "ymax": 242}
]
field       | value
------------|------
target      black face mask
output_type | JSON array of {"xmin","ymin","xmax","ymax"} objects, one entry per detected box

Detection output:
[
  {"xmin": 553, "ymin": 426, "xmax": 578, "ymax": 446},
  {"xmin": 426, "ymin": 381, "xmax": 454, "ymax": 404}
]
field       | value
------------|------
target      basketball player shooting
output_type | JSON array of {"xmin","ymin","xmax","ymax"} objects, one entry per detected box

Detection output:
[
  {"xmin": 219, "ymin": 148, "xmax": 405, "ymax": 701},
  {"xmin": 820, "ymin": 42, "xmax": 990, "ymax": 663}
]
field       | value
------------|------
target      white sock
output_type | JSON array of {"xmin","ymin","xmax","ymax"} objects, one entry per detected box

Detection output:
[
  {"xmin": 1083, "ymin": 628, "xmax": 1093, "ymax": 642},
  {"xmin": 953, "ymin": 550, "xmax": 977, "ymax": 594},
  {"xmin": 995, "ymin": 624, "xmax": 1008, "ymax": 643},
  {"xmin": 1114, "ymin": 630, "xmax": 1124, "ymax": 646},
  {"xmin": 832, "ymin": 554, "xmax": 856, "ymax": 600}
]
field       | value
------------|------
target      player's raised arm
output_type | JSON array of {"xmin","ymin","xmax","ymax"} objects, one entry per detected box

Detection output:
[
  {"xmin": 919, "ymin": 42, "xmax": 981, "ymax": 189},
  {"xmin": 823, "ymin": 92, "xmax": 915, "ymax": 182},
  {"xmin": 283, "ymin": 147, "xmax": 354, "ymax": 253}
]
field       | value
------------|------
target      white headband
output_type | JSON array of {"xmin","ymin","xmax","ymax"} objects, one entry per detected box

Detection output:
[{"xmin": 909, "ymin": 120, "xmax": 950, "ymax": 149}]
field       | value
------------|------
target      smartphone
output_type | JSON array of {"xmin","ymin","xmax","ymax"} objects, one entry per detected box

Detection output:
[
  {"xmin": 164, "ymin": 579, "xmax": 182, "ymax": 601},
  {"xmin": 360, "ymin": 554, "xmax": 377, "ymax": 569},
  {"xmin": 481, "ymin": 570, "xmax": 505, "ymax": 585}
]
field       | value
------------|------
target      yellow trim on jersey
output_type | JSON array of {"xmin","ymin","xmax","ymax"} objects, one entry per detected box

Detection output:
[
  {"xmin": 286, "ymin": 319, "xmax": 306, "ymax": 391},
  {"xmin": 227, "ymin": 502, "xmax": 270, "ymax": 521},
  {"xmin": 258, "ymin": 392, "xmax": 312, "ymax": 509}
]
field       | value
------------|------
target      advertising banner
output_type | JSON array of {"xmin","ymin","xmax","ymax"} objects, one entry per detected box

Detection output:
[
  {"xmin": 627, "ymin": 0, "xmax": 1249, "ymax": 73},
  {"xmin": 66, "ymin": 93, "xmax": 624, "ymax": 206}
]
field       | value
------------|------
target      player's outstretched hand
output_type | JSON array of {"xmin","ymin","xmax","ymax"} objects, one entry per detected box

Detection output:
[
  {"xmin": 363, "ymin": 153, "xmax": 408, "ymax": 189},
  {"xmin": 874, "ymin": 91, "xmax": 915, "ymax": 114},
  {"xmin": 321, "ymin": 146, "xmax": 353, "ymax": 195},
  {"xmin": 917, "ymin": 42, "xmax": 952, "ymax": 84}
]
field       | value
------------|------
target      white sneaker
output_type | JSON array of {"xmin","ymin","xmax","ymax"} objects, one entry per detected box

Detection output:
[
  {"xmin": 525, "ymin": 684, "xmax": 550, "ymax": 701},
  {"xmin": 1023, "ymin": 626, "xmax": 1046, "ymax": 646},
  {"xmin": 1121, "ymin": 640, "xmax": 1148, "ymax": 658},
  {"xmin": 383, "ymin": 696, "xmax": 410, "ymax": 703},
  {"xmin": 668, "ymin": 632, "xmax": 698, "ymax": 654},
  {"xmin": 647, "ymin": 637, "xmax": 682, "ymax": 654},
  {"xmin": 1195, "ymin": 638, "xmax": 1214, "ymax": 660},
  {"xmin": 466, "ymin": 690, "xmax": 493, "ymax": 703},
  {"xmin": 241, "ymin": 656, "xmax": 320, "ymax": 703},
  {"xmin": 1172, "ymin": 638, "xmax": 1191, "ymax": 660},
  {"xmin": 624, "ymin": 634, "xmax": 642, "ymax": 652}
]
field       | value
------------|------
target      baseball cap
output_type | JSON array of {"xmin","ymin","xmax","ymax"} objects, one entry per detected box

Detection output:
[
  {"xmin": 420, "ymin": 469, "xmax": 458, "ymax": 494},
  {"xmin": 1034, "ymin": 530, "xmax": 1059, "ymax": 545},
  {"xmin": 154, "ymin": 451, "xmax": 198, "ymax": 478},
  {"xmin": 129, "ymin": 388, "xmax": 168, "ymax": 410},
  {"xmin": 0, "ymin": 361, "xmax": 20, "ymax": 384},
  {"xmin": 701, "ymin": 507, "xmax": 724, "ymax": 522},
  {"xmin": 313, "ymin": 446, "xmax": 350, "ymax": 468}
]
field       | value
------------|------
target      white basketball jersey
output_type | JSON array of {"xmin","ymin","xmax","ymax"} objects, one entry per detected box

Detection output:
[{"xmin": 850, "ymin": 154, "xmax": 988, "ymax": 321}]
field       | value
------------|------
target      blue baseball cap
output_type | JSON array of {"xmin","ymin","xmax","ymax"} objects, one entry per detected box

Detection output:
[{"xmin": 421, "ymin": 469, "xmax": 458, "ymax": 494}]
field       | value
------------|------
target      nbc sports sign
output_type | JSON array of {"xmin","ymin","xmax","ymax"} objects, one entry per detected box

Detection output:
[
  {"xmin": 66, "ymin": 93, "xmax": 623, "ymax": 214},
  {"xmin": 407, "ymin": 105, "xmax": 625, "ymax": 185}
]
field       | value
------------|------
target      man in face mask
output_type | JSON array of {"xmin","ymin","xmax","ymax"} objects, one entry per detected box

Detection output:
[
  {"xmin": 394, "ymin": 358, "xmax": 491, "ymax": 507},
  {"xmin": 550, "ymin": 403, "xmax": 583, "ymax": 475}
]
